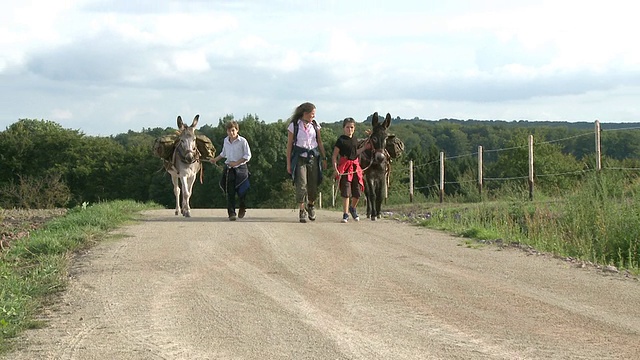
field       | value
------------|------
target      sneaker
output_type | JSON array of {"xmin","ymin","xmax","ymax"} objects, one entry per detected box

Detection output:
[
  {"xmin": 341, "ymin": 213, "xmax": 349, "ymax": 223},
  {"xmin": 349, "ymin": 206, "xmax": 360, "ymax": 221},
  {"xmin": 229, "ymin": 214, "xmax": 237, "ymax": 221},
  {"xmin": 299, "ymin": 209, "xmax": 307, "ymax": 223},
  {"xmin": 238, "ymin": 207, "xmax": 246, "ymax": 219},
  {"xmin": 307, "ymin": 204, "xmax": 316, "ymax": 221}
]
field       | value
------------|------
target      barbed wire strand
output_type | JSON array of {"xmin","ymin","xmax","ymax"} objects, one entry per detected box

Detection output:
[
  {"xmin": 375, "ymin": 127, "xmax": 640, "ymax": 203},
  {"xmin": 538, "ymin": 132, "xmax": 593, "ymax": 145},
  {"xmin": 602, "ymin": 126, "xmax": 640, "ymax": 132}
]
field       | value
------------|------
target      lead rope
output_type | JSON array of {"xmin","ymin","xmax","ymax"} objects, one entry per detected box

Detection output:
[{"xmin": 195, "ymin": 148, "xmax": 203, "ymax": 184}]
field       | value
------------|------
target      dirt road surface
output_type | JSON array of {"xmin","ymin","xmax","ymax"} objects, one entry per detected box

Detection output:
[{"xmin": 6, "ymin": 209, "xmax": 640, "ymax": 360}]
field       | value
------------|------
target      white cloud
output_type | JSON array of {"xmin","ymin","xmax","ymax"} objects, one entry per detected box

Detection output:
[
  {"xmin": 50, "ymin": 108, "xmax": 73, "ymax": 120},
  {"xmin": 239, "ymin": 35, "xmax": 269, "ymax": 51},
  {"xmin": 149, "ymin": 13, "xmax": 239, "ymax": 45},
  {"xmin": 2, "ymin": 0, "xmax": 640, "ymax": 136},
  {"xmin": 277, "ymin": 51, "xmax": 303, "ymax": 72},
  {"xmin": 172, "ymin": 51, "xmax": 210, "ymax": 73},
  {"xmin": 325, "ymin": 30, "xmax": 365, "ymax": 64}
]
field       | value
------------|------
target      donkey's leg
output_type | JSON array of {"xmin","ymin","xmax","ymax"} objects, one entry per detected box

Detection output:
[
  {"xmin": 178, "ymin": 174, "xmax": 187, "ymax": 216},
  {"xmin": 181, "ymin": 174, "xmax": 197, "ymax": 217},
  {"xmin": 364, "ymin": 179, "xmax": 372, "ymax": 219},
  {"xmin": 171, "ymin": 174, "xmax": 181, "ymax": 216},
  {"xmin": 369, "ymin": 180, "xmax": 378, "ymax": 221},
  {"xmin": 375, "ymin": 182, "xmax": 384, "ymax": 219},
  {"xmin": 374, "ymin": 177, "xmax": 385, "ymax": 219}
]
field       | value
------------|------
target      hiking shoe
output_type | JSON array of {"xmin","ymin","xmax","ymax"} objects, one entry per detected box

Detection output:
[
  {"xmin": 299, "ymin": 209, "xmax": 307, "ymax": 223},
  {"xmin": 342, "ymin": 213, "xmax": 349, "ymax": 223},
  {"xmin": 229, "ymin": 214, "xmax": 237, "ymax": 221},
  {"xmin": 238, "ymin": 207, "xmax": 246, "ymax": 219},
  {"xmin": 349, "ymin": 206, "xmax": 360, "ymax": 221},
  {"xmin": 307, "ymin": 204, "xmax": 316, "ymax": 221}
]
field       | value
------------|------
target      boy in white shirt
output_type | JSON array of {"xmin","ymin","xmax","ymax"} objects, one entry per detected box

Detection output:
[{"xmin": 209, "ymin": 121, "xmax": 252, "ymax": 221}]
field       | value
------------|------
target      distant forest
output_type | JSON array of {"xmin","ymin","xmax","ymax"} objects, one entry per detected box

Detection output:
[{"xmin": 1, "ymin": 115, "xmax": 639, "ymax": 209}]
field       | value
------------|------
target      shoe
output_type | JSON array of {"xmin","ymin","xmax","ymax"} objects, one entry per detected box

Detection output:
[
  {"xmin": 307, "ymin": 204, "xmax": 316, "ymax": 221},
  {"xmin": 229, "ymin": 214, "xmax": 237, "ymax": 221},
  {"xmin": 349, "ymin": 206, "xmax": 360, "ymax": 221},
  {"xmin": 238, "ymin": 207, "xmax": 246, "ymax": 219},
  {"xmin": 342, "ymin": 213, "xmax": 349, "ymax": 223},
  {"xmin": 299, "ymin": 209, "xmax": 307, "ymax": 223}
]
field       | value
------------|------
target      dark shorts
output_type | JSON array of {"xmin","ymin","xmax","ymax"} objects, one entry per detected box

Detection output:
[{"xmin": 339, "ymin": 173, "xmax": 361, "ymax": 199}]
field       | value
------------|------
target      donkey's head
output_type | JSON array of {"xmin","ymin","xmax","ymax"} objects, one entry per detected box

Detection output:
[
  {"xmin": 175, "ymin": 114, "xmax": 200, "ymax": 164},
  {"xmin": 369, "ymin": 112, "xmax": 391, "ymax": 164}
]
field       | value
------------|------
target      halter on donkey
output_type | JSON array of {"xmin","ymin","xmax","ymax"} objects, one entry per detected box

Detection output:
[
  {"xmin": 165, "ymin": 115, "xmax": 203, "ymax": 217},
  {"xmin": 360, "ymin": 112, "xmax": 391, "ymax": 220}
]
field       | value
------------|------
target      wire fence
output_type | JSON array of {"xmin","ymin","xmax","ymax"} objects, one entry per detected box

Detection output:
[{"xmin": 388, "ymin": 120, "xmax": 640, "ymax": 203}]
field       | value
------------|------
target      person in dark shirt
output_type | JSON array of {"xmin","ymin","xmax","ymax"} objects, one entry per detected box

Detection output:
[{"xmin": 331, "ymin": 117, "xmax": 369, "ymax": 223}]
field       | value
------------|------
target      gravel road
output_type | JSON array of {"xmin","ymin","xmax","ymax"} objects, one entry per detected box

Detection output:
[{"xmin": 7, "ymin": 208, "xmax": 640, "ymax": 359}]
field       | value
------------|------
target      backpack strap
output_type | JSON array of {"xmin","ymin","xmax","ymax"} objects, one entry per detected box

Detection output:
[{"xmin": 293, "ymin": 120, "xmax": 298, "ymax": 146}]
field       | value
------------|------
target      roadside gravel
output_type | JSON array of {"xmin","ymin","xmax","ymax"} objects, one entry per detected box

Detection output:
[{"xmin": 6, "ymin": 208, "xmax": 640, "ymax": 359}]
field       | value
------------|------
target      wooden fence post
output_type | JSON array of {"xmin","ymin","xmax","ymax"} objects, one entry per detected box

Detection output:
[
  {"xmin": 409, "ymin": 160, "xmax": 414, "ymax": 203},
  {"xmin": 478, "ymin": 145, "xmax": 483, "ymax": 198},
  {"xmin": 331, "ymin": 182, "xmax": 335, "ymax": 207},
  {"xmin": 528, "ymin": 135, "xmax": 534, "ymax": 201},
  {"xmin": 440, "ymin": 151, "xmax": 445, "ymax": 203},
  {"xmin": 595, "ymin": 120, "xmax": 602, "ymax": 171}
]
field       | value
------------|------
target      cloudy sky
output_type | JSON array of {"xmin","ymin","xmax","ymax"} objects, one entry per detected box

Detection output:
[{"xmin": 1, "ymin": 0, "xmax": 639, "ymax": 136}]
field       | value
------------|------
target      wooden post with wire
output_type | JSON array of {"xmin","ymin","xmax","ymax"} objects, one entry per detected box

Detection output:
[
  {"xmin": 439, "ymin": 151, "xmax": 445, "ymax": 203},
  {"xmin": 528, "ymin": 135, "xmax": 534, "ymax": 201},
  {"xmin": 409, "ymin": 160, "xmax": 414, "ymax": 203},
  {"xmin": 384, "ymin": 167, "xmax": 389, "ymax": 204},
  {"xmin": 478, "ymin": 145, "xmax": 483, "ymax": 198},
  {"xmin": 332, "ymin": 181, "xmax": 336, "ymax": 207},
  {"xmin": 595, "ymin": 120, "xmax": 601, "ymax": 171}
]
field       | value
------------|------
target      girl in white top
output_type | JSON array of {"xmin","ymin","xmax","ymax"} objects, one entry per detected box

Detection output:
[{"xmin": 286, "ymin": 102, "xmax": 328, "ymax": 223}]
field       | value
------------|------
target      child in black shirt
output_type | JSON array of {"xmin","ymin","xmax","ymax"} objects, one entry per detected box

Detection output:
[{"xmin": 331, "ymin": 117, "xmax": 368, "ymax": 223}]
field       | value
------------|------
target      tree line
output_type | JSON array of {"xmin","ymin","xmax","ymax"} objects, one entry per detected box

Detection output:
[{"xmin": 1, "ymin": 116, "xmax": 640, "ymax": 209}]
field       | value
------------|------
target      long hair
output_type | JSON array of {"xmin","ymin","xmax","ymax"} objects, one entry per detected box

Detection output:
[{"xmin": 288, "ymin": 102, "xmax": 316, "ymax": 124}]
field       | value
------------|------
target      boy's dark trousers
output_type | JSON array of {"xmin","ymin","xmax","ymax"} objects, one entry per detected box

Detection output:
[{"xmin": 222, "ymin": 165, "xmax": 249, "ymax": 217}]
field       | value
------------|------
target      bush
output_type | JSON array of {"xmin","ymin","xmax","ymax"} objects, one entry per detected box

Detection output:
[{"xmin": 0, "ymin": 174, "xmax": 71, "ymax": 209}]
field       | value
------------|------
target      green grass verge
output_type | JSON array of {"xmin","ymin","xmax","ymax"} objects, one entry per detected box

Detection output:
[
  {"xmin": 0, "ymin": 200, "xmax": 161, "ymax": 354},
  {"xmin": 390, "ymin": 173, "xmax": 640, "ymax": 274}
]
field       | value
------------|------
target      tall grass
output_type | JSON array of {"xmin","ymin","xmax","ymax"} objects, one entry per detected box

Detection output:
[
  {"xmin": 557, "ymin": 173, "xmax": 640, "ymax": 268},
  {"xmin": 413, "ymin": 171, "xmax": 640, "ymax": 271},
  {"xmin": 0, "ymin": 200, "xmax": 160, "ymax": 353}
]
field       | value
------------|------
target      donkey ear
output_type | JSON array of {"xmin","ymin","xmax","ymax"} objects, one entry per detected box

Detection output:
[
  {"xmin": 384, "ymin": 113, "xmax": 391, "ymax": 128},
  {"xmin": 191, "ymin": 114, "xmax": 200, "ymax": 128},
  {"xmin": 372, "ymin": 112, "xmax": 379, "ymax": 127},
  {"xmin": 177, "ymin": 116, "xmax": 185, "ymax": 129}
]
